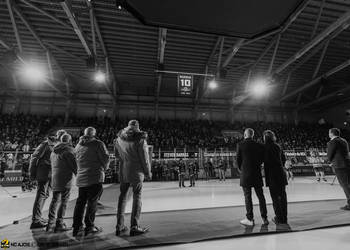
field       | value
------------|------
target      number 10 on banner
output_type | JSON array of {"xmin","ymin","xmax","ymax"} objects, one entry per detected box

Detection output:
[{"xmin": 178, "ymin": 74, "xmax": 193, "ymax": 96}]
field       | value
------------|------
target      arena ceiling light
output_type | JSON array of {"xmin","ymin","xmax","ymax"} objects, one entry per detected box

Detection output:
[
  {"xmin": 250, "ymin": 78, "xmax": 270, "ymax": 98},
  {"xmin": 94, "ymin": 70, "xmax": 106, "ymax": 83},
  {"xmin": 208, "ymin": 79, "xmax": 218, "ymax": 90},
  {"xmin": 19, "ymin": 63, "xmax": 46, "ymax": 83}
]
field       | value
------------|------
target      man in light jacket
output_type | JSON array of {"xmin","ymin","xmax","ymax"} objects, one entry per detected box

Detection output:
[
  {"xmin": 115, "ymin": 120, "xmax": 152, "ymax": 237},
  {"xmin": 72, "ymin": 127, "xmax": 110, "ymax": 237},
  {"xmin": 47, "ymin": 133, "xmax": 77, "ymax": 232}
]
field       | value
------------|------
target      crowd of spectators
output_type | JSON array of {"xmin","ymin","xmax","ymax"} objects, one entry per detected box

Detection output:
[
  {"xmin": 0, "ymin": 113, "xmax": 338, "ymax": 152},
  {"xmin": 0, "ymin": 114, "xmax": 59, "ymax": 152}
]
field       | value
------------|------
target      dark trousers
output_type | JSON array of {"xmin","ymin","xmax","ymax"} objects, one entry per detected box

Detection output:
[
  {"xmin": 209, "ymin": 168, "xmax": 214, "ymax": 177},
  {"xmin": 189, "ymin": 174, "xmax": 195, "ymax": 186},
  {"xmin": 72, "ymin": 183, "xmax": 103, "ymax": 229},
  {"xmin": 117, "ymin": 182, "xmax": 142, "ymax": 228},
  {"xmin": 179, "ymin": 173, "xmax": 185, "ymax": 187},
  {"xmin": 204, "ymin": 171, "xmax": 209, "ymax": 181},
  {"xmin": 334, "ymin": 168, "xmax": 350, "ymax": 205},
  {"xmin": 269, "ymin": 185, "xmax": 288, "ymax": 223},
  {"xmin": 219, "ymin": 169, "xmax": 226, "ymax": 181},
  {"xmin": 32, "ymin": 180, "xmax": 51, "ymax": 223},
  {"xmin": 243, "ymin": 186, "xmax": 267, "ymax": 221},
  {"xmin": 48, "ymin": 189, "xmax": 71, "ymax": 226}
]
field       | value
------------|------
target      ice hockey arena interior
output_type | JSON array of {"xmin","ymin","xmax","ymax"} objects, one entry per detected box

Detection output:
[{"xmin": 1, "ymin": 0, "xmax": 350, "ymax": 250}]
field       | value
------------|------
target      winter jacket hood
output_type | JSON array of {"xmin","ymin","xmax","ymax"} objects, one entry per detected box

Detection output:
[
  {"xmin": 51, "ymin": 142, "xmax": 77, "ymax": 191},
  {"xmin": 118, "ymin": 128, "xmax": 147, "ymax": 142},
  {"xmin": 115, "ymin": 127, "xmax": 151, "ymax": 184},
  {"xmin": 75, "ymin": 135, "xmax": 110, "ymax": 187},
  {"xmin": 78, "ymin": 135, "xmax": 97, "ymax": 145},
  {"xmin": 53, "ymin": 142, "xmax": 73, "ymax": 154}
]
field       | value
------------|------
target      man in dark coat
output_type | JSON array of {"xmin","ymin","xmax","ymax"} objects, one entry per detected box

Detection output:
[
  {"xmin": 47, "ymin": 133, "xmax": 77, "ymax": 232},
  {"xmin": 327, "ymin": 128, "xmax": 350, "ymax": 210},
  {"xmin": 263, "ymin": 130, "xmax": 288, "ymax": 224},
  {"xmin": 218, "ymin": 159, "xmax": 227, "ymax": 181},
  {"xmin": 72, "ymin": 127, "xmax": 110, "ymax": 236},
  {"xmin": 115, "ymin": 120, "xmax": 152, "ymax": 236},
  {"xmin": 237, "ymin": 128, "xmax": 268, "ymax": 226},
  {"xmin": 188, "ymin": 162, "xmax": 196, "ymax": 187},
  {"xmin": 29, "ymin": 136, "xmax": 55, "ymax": 229},
  {"xmin": 194, "ymin": 161, "xmax": 199, "ymax": 180},
  {"xmin": 177, "ymin": 159, "xmax": 186, "ymax": 188}
]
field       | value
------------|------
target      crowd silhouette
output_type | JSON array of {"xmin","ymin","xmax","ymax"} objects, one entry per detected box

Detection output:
[{"xmin": 0, "ymin": 114, "xmax": 338, "ymax": 152}]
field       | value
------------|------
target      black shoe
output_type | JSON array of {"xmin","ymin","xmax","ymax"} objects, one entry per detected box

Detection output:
[
  {"xmin": 85, "ymin": 226, "xmax": 103, "ymax": 236},
  {"xmin": 130, "ymin": 226, "xmax": 149, "ymax": 236},
  {"xmin": 40, "ymin": 218, "xmax": 48, "ymax": 224},
  {"xmin": 340, "ymin": 205, "xmax": 350, "ymax": 211},
  {"xmin": 55, "ymin": 223, "xmax": 72, "ymax": 232},
  {"xmin": 72, "ymin": 226, "xmax": 84, "ymax": 237},
  {"xmin": 115, "ymin": 225, "xmax": 128, "ymax": 236},
  {"xmin": 46, "ymin": 224, "xmax": 55, "ymax": 233},
  {"xmin": 317, "ymin": 178, "xmax": 320, "ymax": 182},
  {"xmin": 272, "ymin": 217, "xmax": 278, "ymax": 225},
  {"xmin": 323, "ymin": 178, "xmax": 327, "ymax": 182},
  {"xmin": 30, "ymin": 221, "xmax": 48, "ymax": 229},
  {"xmin": 262, "ymin": 218, "xmax": 269, "ymax": 226},
  {"xmin": 272, "ymin": 217, "xmax": 286, "ymax": 225}
]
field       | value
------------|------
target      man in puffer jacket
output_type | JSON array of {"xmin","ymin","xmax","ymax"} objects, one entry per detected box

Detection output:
[
  {"xmin": 47, "ymin": 133, "xmax": 77, "ymax": 233},
  {"xmin": 72, "ymin": 127, "xmax": 110, "ymax": 237},
  {"xmin": 115, "ymin": 120, "xmax": 152, "ymax": 237},
  {"xmin": 29, "ymin": 136, "xmax": 55, "ymax": 229}
]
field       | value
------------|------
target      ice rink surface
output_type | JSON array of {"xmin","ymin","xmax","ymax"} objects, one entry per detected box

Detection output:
[{"xmin": 0, "ymin": 176, "xmax": 349, "ymax": 250}]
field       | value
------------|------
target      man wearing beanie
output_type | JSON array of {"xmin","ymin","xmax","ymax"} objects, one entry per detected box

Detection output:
[
  {"xmin": 72, "ymin": 127, "xmax": 110, "ymax": 237},
  {"xmin": 47, "ymin": 133, "xmax": 77, "ymax": 233},
  {"xmin": 115, "ymin": 120, "xmax": 152, "ymax": 236}
]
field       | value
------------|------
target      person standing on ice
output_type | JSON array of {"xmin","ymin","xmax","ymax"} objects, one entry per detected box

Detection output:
[
  {"xmin": 236, "ymin": 128, "xmax": 268, "ymax": 227},
  {"xmin": 114, "ymin": 120, "xmax": 152, "ymax": 236}
]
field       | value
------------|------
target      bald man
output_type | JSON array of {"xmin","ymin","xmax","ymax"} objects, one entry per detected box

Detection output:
[
  {"xmin": 236, "ymin": 128, "xmax": 268, "ymax": 227},
  {"xmin": 72, "ymin": 127, "xmax": 110, "ymax": 237}
]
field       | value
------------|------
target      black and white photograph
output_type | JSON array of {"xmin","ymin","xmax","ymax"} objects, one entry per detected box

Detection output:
[{"xmin": 0, "ymin": 0, "xmax": 350, "ymax": 249}]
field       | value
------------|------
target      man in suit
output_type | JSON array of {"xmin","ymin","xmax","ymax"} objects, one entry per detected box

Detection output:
[
  {"xmin": 327, "ymin": 128, "xmax": 350, "ymax": 210},
  {"xmin": 263, "ymin": 130, "xmax": 288, "ymax": 224},
  {"xmin": 115, "ymin": 120, "xmax": 152, "ymax": 236},
  {"xmin": 237, "ymin": 128, "xmax": 268, "ymax": 226}
]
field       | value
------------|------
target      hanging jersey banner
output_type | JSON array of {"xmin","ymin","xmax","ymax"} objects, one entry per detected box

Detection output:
[{"xmin": 178, "ymin": 74, "xmax": 193, "ymax": 96}]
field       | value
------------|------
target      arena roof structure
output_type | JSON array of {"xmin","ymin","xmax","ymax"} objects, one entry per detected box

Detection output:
[{"xmin": 0, "ymin": 0, "xmax": 350, "ymax": 113}]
